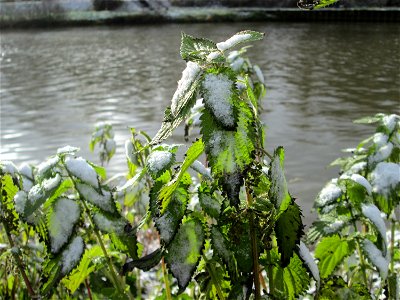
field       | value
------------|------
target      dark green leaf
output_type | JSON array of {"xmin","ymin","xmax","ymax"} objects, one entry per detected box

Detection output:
[
  {"xmin": 210, "ymin": 226, "xmax": 237, "ymax": 276},
  {"xmin": 275, "ymin": 202, "xmax": 304, "ymax": 267},
  {"xmin": 165, "ymin": 217, "xmax": 205, "ymax": 290},
  {"xmin": 122, "ymin": 248, "xmax": 163, "ymax": 274},
  {"xmin": 198, "ymin": 184, "xmax": 221, "ymax": 219},
  {"xmin": 180, "ymin": 32, "xmax": 218, "ymax": 61}
]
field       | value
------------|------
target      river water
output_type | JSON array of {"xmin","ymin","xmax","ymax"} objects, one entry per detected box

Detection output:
[{"xmin": 1, "ymin": 23, "xmax": 399, "ymax": 225}]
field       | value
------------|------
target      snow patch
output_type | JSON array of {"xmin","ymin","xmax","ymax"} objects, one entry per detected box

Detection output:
[
  {"xmin": 190, "ymin": 160, "xmax": 211, "ymax": 179},
  {"xmin": 49, "ymin": 198, "xmax": 81, "ymax": 253},
  {"xmin": 203, "ymin": 73, "xmax": 235, "ymax": 127},
  {"xmin": 324, "ymin": 220, "xmax": 345, "ymax": 234},
  {"xmin": 65, "ymin": 157, "xmax": 99, "ymax": 188},
  {"xmin": 382, "ymin": 114, "xmax": 399, "ymax": 132},
  {"xmin": 1, "ymin": 161, "xmax": 18, "ymax": 176},
  {"xmin": 370, "ymin": 162, "xmax": 400, "ymax": 197},
  {"xmin": 171, "ymin": 61, "xmax": 201, "ymax": 116},
  {"xmin": 18, "ymin": 163, "xmax": 33, "ymax": 180},
  {"xmin": 57, "ymin": 146, "xmax": 80, "ymax": 155},
  {"xmin": 42, "ymin": 174, "xmax": 62, "ymax": 192},
  {"xmin": 28, "ymin": 184, "xmax": 45, "ymax": 204},
  {"xmin": 93, "ymin": 213, "xmax": 125, "ymax": 235},
  {"xmin": 373, "ymin": 133, "xmax": 389, "ymax": 148},
  {"xmin": 349, "ymin": 162, "xmax": 367, "ymax": 174},
  {"xmin": 369, "ymin": 143, "xmax": 393, "ymax": 164},
  {"xmin": 253, "ymin": 65, "xmax": 265, "ymax": 83},
  {"xmin": 105, "ymin": 139, "xmax": 116, "ymax": 154},
  {"xmin": 14, "ymin": 191, "xmax": 28, "ymax": 215},
  {"xmin": 230, "ymin": 57, "xmax": 244, "ymax": 71},
  {"xmin": 206, "ymin": 51, "xmax": 221, "ymax": 61},
  {"xmin": 341, "ymin": 174, "xmax": 372, "ymax": 195},
  {"xmin": 61, "ymin": 236, "xmax": 84, "ymax": 274},
  {"xmin": 217, "ymin": 33, "xmax": 252, "ymax": 51},
  {"xmin": 37, "ymin": 156, "xmax": 60, "ymax": 178}
]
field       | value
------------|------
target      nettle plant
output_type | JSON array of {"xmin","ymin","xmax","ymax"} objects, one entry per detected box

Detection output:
[
  {"xmin": 1, "ymin": 31, "xmax": 318, "ymax": 299},
  {"xmin": 307, "ymin": 114, "xmax": 400, "ymax": 299}
]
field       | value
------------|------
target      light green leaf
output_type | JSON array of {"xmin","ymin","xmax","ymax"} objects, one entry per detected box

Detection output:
[
  {"xmin": 273, "ymin": 253, "xmax": 311, "ymax": 300},
  {"xmin": 270, "ymin": 147, "xmax": 292, "ymax": 214},
  {"xmin": 159, "ymin": 139, "xmax": 204, "ymax": 213},
  {"xmin": 180, "ymin": 32, "xmax": 218, "ymax": 61},
  {"xmin": 315, "ymin": 235, "xmax": 355, "ymax": 278},
  {"xmin": 165, "ymin": 217, "xmax": 205, "ymax": 291},
  {"xmin": 62, "ymin": 245, "xmax": 104, "ymax": 293},
  {"xmin": 216, "ymin": 30, "xmax": 264, "ymax": 51},
  {"xmin": 87, "ymin": 161, "xmax": 107, "ymax": 180}
]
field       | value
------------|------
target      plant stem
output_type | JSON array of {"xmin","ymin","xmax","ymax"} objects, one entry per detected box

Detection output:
[
  {"xmin": 81, "ymin": 200, "xmax": 129, "ymax": 297},
  {"xmin": 203, "ymin": 256, "xmax": 226, "ymax": 300},
  {"xmin": 246, "ymin": 187, "xmax": 261, "ymax": 300},
  {"xmin": 84, "ymin": 278, "xmax": 93, "ymax": 300},
  {"xmin": 161, "ymin": 257, "xmax": 172, "ymax": 300},
  {"xmin": 390, "ymin": 219, "xmax": 395, "ymax": 272},
  {"xmin": 352, "ymin": 222, "xmax": 369, "ymax": 287},
  {"xmin": 3, "ymin": 222, "xmax": 36, "ymax": 298}
]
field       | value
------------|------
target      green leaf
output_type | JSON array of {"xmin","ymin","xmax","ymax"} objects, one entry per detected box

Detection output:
[
  {"xmin": 0, "ymin": 174, "xmax": 20, "ymax": 233},
  {"xmin": 275, "ymin": 202, "xmax": 304, "ymax": 267},
  {"xmin": 270, "ymin": 147, "xmax": 292, "ymax": 215},
  {"xmin": 216, "ymin": 30, "xmax": 264, "ymax": 51},
  {"xmin": 297, "ymin": 0, "xmax": 339, "ymax": 10},
  {"xmin": 159, "ymin": 139, "xmax": 204, "ymax": 213},
  {"xmin": 122, "ymin": 248, "xmax": 163, "ymax": 274},
  {"xmin": 180, "ymin": 32, "xmax": 218, "ymax": 61},
  {"xmin": 354, "ymin": 114, "xmax": 383, "ymax": 124},
  {"xmin": 165, "ymin": 217, "xmax": 205, "ymax": 291},
  {"xmin": 230, "ymin": 220, "xmax": 252, "ymax": 273},
  {"xmin": 198, "ymin": 183, "xmax": 221, "ymax": 219},
  {"xmin": 210, "ymin": 226, "xmax": 237, "ymax": 276},
  {"xmin": 315, "ymin": 235, "xmax": 356, "ymax": 278},
  {"xmin": 273, "ymin": 253, "xmax": 311, "ymax": 300},
  {"xmin": 88, "ymin": 161, "xmax": 107, "ymax": 180},
  {"xmin": 62, "ymin": 245, "xmax": 104, "ymax": 293},
  {"xmin": 76, "ymin": 183, "xmax": 118, "ymax": 214},
  {"xmin": 41, "ymin": 255, "xmax": 62, "ymax": 295}
]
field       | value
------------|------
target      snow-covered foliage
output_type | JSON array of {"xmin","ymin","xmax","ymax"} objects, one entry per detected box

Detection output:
[
  {"xmin": 61, "ymin": 236, "xmax": 84, "ymax": 274},
  {"xmin": 65, "ymin": 157, "xmax": 99, "ymax": 188},
  {"xmin": 48, "ymin": 198, "xmax": 81, "ymax": 253},
  {"xmin": 370, "ymin": 162, "xmax": 400, "ymax": 197},
  {"xmin": 316, "ymin": 180, "xmax": 342, "ymax": 208},
  {"xmin": 217, "ymin": 33, "xmax": 252, "ymax": 51},
  {"xmin": 362, "ymin": 239, "xmax": 389, "ymax": 279},
  {"xmin": 146, "ymin": 150, "xmax": 173, "ymax": 175},
  {"xmin": 76, "ymin": 183, "xmax": 115, "ymax": 214},
  {"xmin": 203, "ymin": 73, "xmax": 235, "ymax": 128}
]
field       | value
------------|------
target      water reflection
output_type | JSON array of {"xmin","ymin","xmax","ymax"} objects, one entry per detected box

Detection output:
[{"xmin": 1, "ymin": 23, "xmax": 399, "ymax": 225}]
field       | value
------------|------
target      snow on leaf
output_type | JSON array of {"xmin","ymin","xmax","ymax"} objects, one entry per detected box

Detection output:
[
  {"xmin": 48, "ymin": 198, "xmax": 81, "ymax": 253},
  {"xmin": 146, "ymin": 150, "xmax": 174, "ymax": 179},
  {"xmin": 216, "ymin": 30, "xmax": 264, "ymax": 51},
  {"xmin": 18, "ymin": 163, "xmax": 33, "ymax": 180},
  {"xmin": 315, "ymin": 179, "xmax": 342, "ymax": 208},
  {"xmin": 37, "ymin": 156, "xmax": 60, "ymax": 179},
  {"xmin": 382, "ymin": 114, "xmax": 399, "ymax": 133},
  {"xmin": 370, "ymin": 162, "xmax": 400, "ymax": 197},
  {"xmin": 0, "ymin": 161, "xmax": 18, "ymax": 176},
  {"xmin": 253, "ymin": 65, "xmax": 265, "ymax": 83},
  {"xmin": 61, "ymin": 236, "xmax": 84, "ymax": 275},
  {"xmin": 57, "ymin": 146, "xmax": 80, "ymax": 155},
  {"xmin": 361, "ymin": 203, "xmax": 388, "ymax": 255},
  {"xmin": 315, "ymin": 235, "xmax": 355, "ymax": 278},
  {"xmin": 198, "ymin": 188, "xmax": 221, "ymax": 219},
  {"xmin": 171, "ymin": 61, "xmax": 202, "ymax": 118},
  {"xmin": 190, "ymin": 160, "xmax": 212, "ymax": 180},
  {"xmin": 341, "ymin": 174, "xmax": 372, "ymax": 195},
  {"xmin": 14, "ymin": 190, "xmax": 28, "ymax": 216},
  {"xmin": 362, "ymin": 239, "xmax": 389, "ymax": 279},
  {"xmin": 270, "ymin": 147, "xmax": 291, "ymax": 214},
  {"xmin": 369, "ymin": 142, "xmax": 394, "ymax": 164},
  {"xmin": 180, "ymin": 32, "xmax": 218, "ymax": 62},
  {"xmin": 298, "ymin": 241, "xmax": 320, "ymax": 289},
  {"xmin": 65, "ymin": 157, "xmax": 99, "ymax": 188},
  {"xmin": 202, "ymin": 72, "xmax": 235, "ymax": 128},
  {"xmin": 76, "ymin": 183, "xmax": 116, "ymax": 214},
  {"xmin": 165, "ymin": 218, "xmax": 205, "ymax": 290},
  {"xmin": 92, "ymin": 212, "xmax": 126, "ymax": 235}
]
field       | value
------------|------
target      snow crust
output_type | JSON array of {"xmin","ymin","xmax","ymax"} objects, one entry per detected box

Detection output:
[
  {"xmin": 18, "ymin": 163, "xmax": 33, "ymax": 179},
  {"xmin": 171, "ymin": 61, "xmax": 201, "ymax": 116},
  {"xmin": 14, "ymin": 191, "xmax": 28, "ymax": 215},
  {"xmin": 43, "ymin": 174, "xmax": 62, "ymax": 192},
  {"xmin": 370, "ymin": 162, "xmax": 400, "ymax": 196},
  {"xmin": 369, "ymin": 143, "xmax": 393, "ymax": 164},
  {"xmin": 216, "ymin": 33, "xmax": 252, "ymax": 51},
  {"xmin": 373, "ymin": 133, "xmax": 389, "ymax": 148},
  {"xmin": 37, "ymin": 156, "xmax": 59, "ymax": 178},
  {"xmin": 203, "ymin": 73, "xmax": 235, "ymax": 127},
  {"xmin": 65, "ymin": 157, "xmax": 99, "ymax": 188},
  {"xmin": 382, "ymin": 114, "xmax": 398, "ymax": 132},
  {"xmin": 49, "ymin": 198, "xmax": 80, "ymax": 253},
  {"xmin": 76, "ymin": 183, "xmax": 115, "ymax": 213},
  {"xmin": 57, "ymin": 146, "xmax": 79, "ymax": 155},
  {"xmin": 1, "ymin": 161, "xmax": 18, "ymax": 176},
  {"xmin": 349, "ymin": 162, "xmax": 367, "ymax": 174},
  {"xmin": 362, "ymin": 203, "xmax": 387, "ymax": 253},
  {"xmin": 147, "ymin": 151, "xmax": 173, "ymax": 175},
  {"xmin": 61, "ymin": 236, "xmax": 84, "ymax": 274}
]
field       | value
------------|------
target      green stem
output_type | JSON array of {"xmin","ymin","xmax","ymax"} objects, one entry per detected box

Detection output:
[
  {"xmin": 161, "ymin": 257, "xmax": 172, "ymax": 300},
  {"xmin": 3, "ymin": 222, "xmax": 36, "ymax": 298},
  {"xmin": 352, "ymin": 222, "xmax": 369, "ymax": 287},
  {"xmin": 246, "ymin": 188, "xmax": 261, "ymax": 300},
  {"xmin": 203, "ymin": 256, "xmax": 226, "ymax": 300},
  {"xmin": 390, "ymin": 219, "xmax": 395, "ymax": 272}
]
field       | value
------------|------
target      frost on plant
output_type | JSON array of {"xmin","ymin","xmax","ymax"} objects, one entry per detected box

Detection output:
[
  {"xmin": 298, "ymin": 241, "xmax": 320, "ymax": 288},
  {"xmin": 65, "ymin": 157, "xmax": 99, "ymax": 188},
  {"xmin": 202, "ymin": 72, "xmax": 235, "ymax": 128},
  {"xmin": 61, "ymin": 236, "xmax": 84, "ymax": 275},
  {"xmin": 48, "ymin": 198, "xmax": 81, "ymax": 253},
  {"xmin": 146, "ymin": 150, "xmax": 174, "ymax": 178},
  {"xmin": 37, "ymin": 156, "xmax": 60, "ymax": 179},
  {"xmin": 362, "ymin": 239, "xmax": 389, "ymax": 279},
  {"xmin": 315, "ymin": 180, "xmax": 342, "ymax": 208},
  {"xmin": 93, "ymin": 212, "xmax": 126, "ymax": 235},
  {"xmin": 361, "ymin": 203, "xmax": 387, "ymax": 254}
]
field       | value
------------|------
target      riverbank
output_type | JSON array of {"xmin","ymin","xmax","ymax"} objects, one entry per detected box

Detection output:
[{"xmin": 1, "ymin": 4, "xmax": 399, "ymax": 29}]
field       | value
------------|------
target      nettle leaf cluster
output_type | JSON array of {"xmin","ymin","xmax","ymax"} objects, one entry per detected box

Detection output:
[
  {"xmin": 307, "ymin": 114, "xmax": 400, "ymax": 299},
  {"xmin": 120, "ymin": 30, "xmax": 320, "ymax": 299}
]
